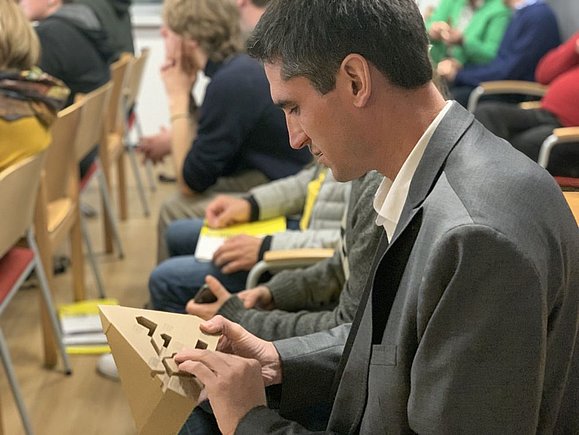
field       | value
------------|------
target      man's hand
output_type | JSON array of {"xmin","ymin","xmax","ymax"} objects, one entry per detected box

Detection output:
[
  {"xmin": 441, "ymin": 27, "xmax": 463, "ymax": 46},
  {"xmin": 429, "ymin": 21, "xmax": 450, "ymax": 41},
  {"xmin": 186, "ymin": 275, "xmax": 231, "ymax": 319},
  {"xmin": 238, "ymin": 286, "xmax": 274, "ymax": 309},
  {"xmin": 213, "ymin": 235, "xmax": 262, "ymax": 273},
  {"xmin": 138, "ymin": 126, "xmax": 172, "ymax": 164},
  {"xmin": 160, "ymin": 25, "xmax": 198, "ymax": 113},
  {"xmin": 205, "ymin": 195, "xmax": 252, "ymax": 228},
  {"xmin": 175, "ymin": 316, "xmax": 282, "ymax": 435}
]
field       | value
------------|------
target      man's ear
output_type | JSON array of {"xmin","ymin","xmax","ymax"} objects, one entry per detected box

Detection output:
[{"xmin": 340, "ymin": 54, "xmax": 372, "ymax": 108}]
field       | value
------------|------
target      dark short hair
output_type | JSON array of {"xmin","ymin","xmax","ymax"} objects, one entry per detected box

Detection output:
[{"xmin": 247, "ymin": 0, "xmax": 432, "ymax": 94}]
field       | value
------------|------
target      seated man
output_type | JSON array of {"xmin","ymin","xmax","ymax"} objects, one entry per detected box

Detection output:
[
  {"xmin": 185, "ymin": 171, "xmax": 383, "ymax": 341},
  {"xmin": 474, "ymin": 31, "xmax": 579, "ymax": 177},
  {"xmin": 438, "ymin": 0, "xmax": 560, "ymax": 107},
  {"xmin": 149, "ymin": 164, "xmax": 349, "ymax": 312},
  {"xmin": 145, "ymin": 0, "xmax": 311, "ymax": 262}
]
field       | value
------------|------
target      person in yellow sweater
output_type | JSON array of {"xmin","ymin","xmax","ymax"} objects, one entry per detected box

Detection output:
[{"xmin": 0, "ymin": 0, "xmax": 69, "ymax": 172}]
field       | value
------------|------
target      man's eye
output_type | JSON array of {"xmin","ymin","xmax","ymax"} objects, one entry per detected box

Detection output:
[{"xmin": 289, "ymin": 106, "xmax": 299, "ymax": 115}]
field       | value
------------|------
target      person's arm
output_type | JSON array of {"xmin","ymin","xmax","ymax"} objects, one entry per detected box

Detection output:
[
  {"xmin": 250, "ymin": 165, "xmax": 317, "ymax": 220},
  {"xmin": 408, "ymin": 225, "xmax": 546, "ymax": 433},
  {"xmin": 453, "ymin": 9, "xmax": 511, "ymax": 65},
  {"xmin": 535, "ymin": 32, "xmax": 579, "ymax": 85},
  {"xmin": 160, "ymin": 33, "xmax": 199, "ymax": 195}
]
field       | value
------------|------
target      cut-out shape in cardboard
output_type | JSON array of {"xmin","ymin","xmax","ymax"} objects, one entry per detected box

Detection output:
[{"xmin": 99, "ymin": 305, "xmax": 220, "ymax": 435}]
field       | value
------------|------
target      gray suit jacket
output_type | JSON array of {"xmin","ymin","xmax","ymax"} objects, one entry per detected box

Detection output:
[{"xmin": 237, "ymin": 103, "xmax": 579, "ymax": 434}]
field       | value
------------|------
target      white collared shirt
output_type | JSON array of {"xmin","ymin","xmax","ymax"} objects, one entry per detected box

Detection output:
[{"xmin": 373, "ymin": 101, "xmax": 452, "ymax": 242}]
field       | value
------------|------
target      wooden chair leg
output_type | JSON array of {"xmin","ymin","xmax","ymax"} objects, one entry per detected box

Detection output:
[
  {"xmin": 70, "ymin": 209, "xmax": 86, "ymax": 302},
  {"xmin": 99, "ymin": 165, "xmax": 115, "ymax": 254},
  {"xmin": 117, "ymin": 153, "xmax": 128, "ymax": 221}
]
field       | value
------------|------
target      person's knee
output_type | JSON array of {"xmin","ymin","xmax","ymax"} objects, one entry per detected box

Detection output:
[
  {"xmin": 148, "ymin": 262, "xmax": 172, "ymax": 308},
  {"xmin": 165, "ymin": 219, "xmax": 202, "ymax": 256}
]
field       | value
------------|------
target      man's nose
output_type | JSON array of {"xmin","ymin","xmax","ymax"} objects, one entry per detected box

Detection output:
[{"xmin": 286, "ymin": 118, "xmax": 310, "ymax": 150}]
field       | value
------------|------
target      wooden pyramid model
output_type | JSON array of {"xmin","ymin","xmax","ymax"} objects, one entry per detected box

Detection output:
[{"xmin": 99, "ymin": 305, "xmax": 219, "ymax": 435}]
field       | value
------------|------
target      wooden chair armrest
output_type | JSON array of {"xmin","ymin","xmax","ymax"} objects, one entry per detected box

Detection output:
[
  {"xmin": 467, "ymin": 81, "xmax": 547, "ymax": 112},
  {"xmin": 263, "ymin": 248, "xmax": 335, "ymax": 263},
  {"xmin": 519, "ymin": 101, "xmax": 542, "ymax": 110},
  {"xmin": 478, "ymin": 80, "xmax": 547, "ymax": 96},
  {"xmin": 538, "ymin": 127, "xmax": 579, "ymax": 168},
  {"xmin": 552, "ymin": 127, "xmax": 579, "ymax": 141},
  {"xmin": 246, "ymin": 248, "xmax": 335, "ymax": 288}
]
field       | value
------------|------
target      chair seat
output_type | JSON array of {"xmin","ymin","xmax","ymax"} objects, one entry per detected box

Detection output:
[
  {"xmin": 0, "ymin": 247, "xmax": 34, "ymax": 304},
  {"xmin": 47, "ymin": 198, "xmax": 74, "ymax": 234}
]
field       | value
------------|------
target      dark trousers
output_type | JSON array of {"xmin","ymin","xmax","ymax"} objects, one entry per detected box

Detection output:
[{"xmin": 475, "ymin": 102, "xmax": 579, "ymax": 177}]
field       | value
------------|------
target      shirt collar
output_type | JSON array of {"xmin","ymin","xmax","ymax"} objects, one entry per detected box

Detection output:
[
  {"xmin": 515, "ymin": 0, "xmax": 540, "ymax": 11},
  {"xmin": 373, "ymin": 101, "xmax": 452, "ymax": 241}
]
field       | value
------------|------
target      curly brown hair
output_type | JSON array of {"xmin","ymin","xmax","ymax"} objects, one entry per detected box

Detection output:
[{"xmin": 163, "ymin": 0, "xmax": 242, "ymax": 62}]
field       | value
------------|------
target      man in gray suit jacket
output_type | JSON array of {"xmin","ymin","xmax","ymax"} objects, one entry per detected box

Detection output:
[{"xmin": 173, "ymin": 0, "xmax": 579, "ymax": 433}]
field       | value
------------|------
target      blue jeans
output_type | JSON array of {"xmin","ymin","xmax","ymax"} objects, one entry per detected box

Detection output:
[{"xmin": 149, "ymin": 218, "xmax": 248, "ymax": 313}]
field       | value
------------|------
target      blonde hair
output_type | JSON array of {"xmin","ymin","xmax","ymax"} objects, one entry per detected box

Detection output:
[
  {"xmin": 163, "ymin": 0, "xmax": 242, "ymax": 62},
  {"xmin": 0, "ymin": 0, "xmax": 40, "ymax": 70}
]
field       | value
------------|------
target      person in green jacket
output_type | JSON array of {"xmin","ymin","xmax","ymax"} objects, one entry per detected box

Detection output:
[{"xmin": 426, "ymin": 0, "xmax": 511, "ymax": 66}]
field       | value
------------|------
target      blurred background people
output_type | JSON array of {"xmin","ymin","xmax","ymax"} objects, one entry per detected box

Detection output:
[
  {"xmin": 74, "ymin": 0, "xmax": 135, "ymax": 54},
  {"xmin": 439, "ymin": 0, "xmax": 560, "ymax": 106},
  {"xmin": 148, "ymin": 0, "xmax": 310, "ymax": 262},
  {"xmin": 19, "ymin": 0, "xmax": 117, "ymax": 178},
  {"xmin": 0, "ymin": 0, "xmax": 69, "ymax": 172},
  {"xmin": 426, "ymin": 0, "xmax": 511, "ymax": 67},
  {"xmin": 475, "ymin": 32, "xmax": 579, "ymax": 177}
]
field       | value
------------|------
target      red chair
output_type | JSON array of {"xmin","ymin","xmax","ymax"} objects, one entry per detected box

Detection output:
[{"xmin": 0, "ymin": 153, "xmax": 72, "ymax": 435}]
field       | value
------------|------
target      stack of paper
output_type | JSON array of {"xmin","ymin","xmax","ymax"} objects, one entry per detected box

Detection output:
[
  {"xmin": 194, "ymin": 216, "xmax": 287, "ymax": 261},
  {"xmin": 58, "ymin": 298, "xmax": 118, "ymax": 354}
]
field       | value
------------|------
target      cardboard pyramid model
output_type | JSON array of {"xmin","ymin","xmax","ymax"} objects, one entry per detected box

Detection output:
[{"xmin": 99, "ymin": 305, "xmax": 220, "ymax": 435}]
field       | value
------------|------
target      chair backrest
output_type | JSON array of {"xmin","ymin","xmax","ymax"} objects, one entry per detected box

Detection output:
[
  {"xmin": 125, "ymin": 48, "xmax": 150, "ymax": 111},
  {"xmin": 108, "ymin": 53, "xmax": 133, "ymax": 136},
  {"xmin": 75, "ymin": 82, "xmax": 113, "ymax": 162},
  {"xmin": 0, "ymin": 153, "xmax": 46, "ymax": 258},
  {"xmin": 43, "ymin": 101, "xmax": 82, "ymax": 202}
]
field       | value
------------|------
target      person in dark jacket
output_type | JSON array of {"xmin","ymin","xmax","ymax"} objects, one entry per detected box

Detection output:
[
  {"xmin": 20, "ymin": 0, "xmax": 118, "ymax": 177},
  {"xmin": 75, "ymin": 0, "xmax": 134, "ymax": 54}
]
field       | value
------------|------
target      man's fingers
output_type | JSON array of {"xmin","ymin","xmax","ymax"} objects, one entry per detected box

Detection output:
[{"xmin": 200, "ymin": 315, "xmax": 251, "ymax": 341}]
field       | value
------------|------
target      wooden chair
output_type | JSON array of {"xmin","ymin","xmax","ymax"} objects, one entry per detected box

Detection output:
[
  {"xmin": 34, "ymin": 101, "xmax": 86, "ymax": 366},
  {"xmin": 124, "ymin": 48, "xmax": 156, "ymax": 197},
  {"xmin": 35, "ymin": 101, "xmax": 85, "ymax": 300},
  {"xmin": 100, "ymin": 54, "xmax": 132, "ymax": 253},
  {"xmin": 245, "ymin": 248, "xmax": 335, "ymax": 288},
  {"xmin": 75, "ymin": 82, "xmax": 116, "ymax": 295},
  {"xmin": 467, "ymin": 80, "xmax": 579, "ymax": 189},
  {"xmin": 0, "ymin": 154, "xmax": 72, "ymax": 435}
]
